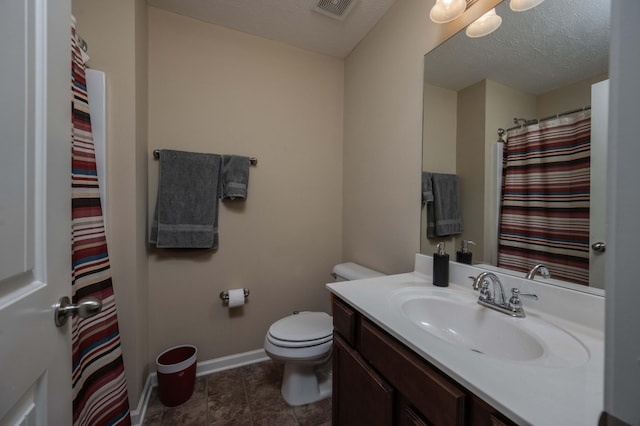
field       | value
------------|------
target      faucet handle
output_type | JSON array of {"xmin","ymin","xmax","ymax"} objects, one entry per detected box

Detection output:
[
  {"xmin": 508, "ymin": 288, "xmax": 539, "ymax": 317},
  {"xmin": 508, "ymin": 288, "xmax": 524, "ymax": 316},
  {"xmin": 514, "ymin": 288, "xmax": 539, "ymax": 300}
]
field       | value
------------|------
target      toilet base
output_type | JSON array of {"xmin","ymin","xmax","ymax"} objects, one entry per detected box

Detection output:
[{"xmin": 280, "ymin": 359, "xmax": 332, "ymax": 406}]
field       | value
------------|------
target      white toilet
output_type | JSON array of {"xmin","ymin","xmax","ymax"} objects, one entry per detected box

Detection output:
[{"xmin": 264, "ymin": 262, "xmax": 384, "ymax": 406}]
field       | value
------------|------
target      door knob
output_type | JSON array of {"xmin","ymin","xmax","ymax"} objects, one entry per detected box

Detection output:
[
  {"xmin": 54, "ymin": 296, "xmax": 102, "ymax": 327},
  {"xmin": 591, "ymin": 242, "xmax": 606, "ymax": 253}
]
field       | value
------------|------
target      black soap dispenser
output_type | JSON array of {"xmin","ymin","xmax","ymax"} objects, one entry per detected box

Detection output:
[
  {"xmin": 433, "ymin": 243, "xmax": 449, "ymax": 287},
  {"xmin": 456, "ymin": 240, "xmax": 475, "ymax": 265}
]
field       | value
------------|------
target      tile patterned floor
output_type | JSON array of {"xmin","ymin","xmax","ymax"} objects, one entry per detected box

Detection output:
[{"xmin": 143, "ymin": 360, "xmax": 331, "ymax": 426}]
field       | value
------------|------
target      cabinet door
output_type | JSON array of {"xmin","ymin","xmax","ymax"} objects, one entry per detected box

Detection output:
[
  {"xmin": 397, "ymin": 396, "xmax": 432, "ymax": 426},
  {"xmin": 468, "ymin": 394, "xmax": 519, "ymax": 426},
  {"xmin": 359, "ymin": 319, "xmax": 466, "ymax": 426},
  {"xmin": 333, "ymin": 333, "xmax": 394, "ymax": 426}
]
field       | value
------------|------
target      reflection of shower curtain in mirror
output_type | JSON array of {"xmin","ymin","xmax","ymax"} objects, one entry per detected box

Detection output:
[{"xmin": 497, "ymin": 112, "xmax": 591, "ymax": 285}]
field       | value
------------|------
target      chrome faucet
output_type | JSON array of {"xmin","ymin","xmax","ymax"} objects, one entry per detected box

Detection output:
[
  {"xmin": 471, "ymin": 272, "xmax": 538, "ymax": 318},
  {"xmin": 472, "ymin": 272, "xmax": 506, "ymax": 305},
  {"xmin": 525, "ymin": 264, "xmax": 551, "ymax": 280}
]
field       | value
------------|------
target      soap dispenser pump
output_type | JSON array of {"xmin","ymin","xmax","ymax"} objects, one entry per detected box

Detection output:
[
  {"xmin": 433, "ymin": 243, "xmax": 449, "ymax": 287},
  {"xmin": 456, "ymin": 240, "xmax": 476, "ymax": 265}
]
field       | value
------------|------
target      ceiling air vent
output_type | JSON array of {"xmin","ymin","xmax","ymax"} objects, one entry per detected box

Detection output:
[{"xmin": 312, "ymin": 0, "xmax": 358, "ymax": 20}]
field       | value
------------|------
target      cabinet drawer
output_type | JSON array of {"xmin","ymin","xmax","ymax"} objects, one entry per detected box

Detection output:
[
  {"xmin": 332, "ymin": 297, "xmax": 357, "ymax": 345},
  {"xmin": 359, "ymin": 318, "xmax": 466, "ymax": 426}
]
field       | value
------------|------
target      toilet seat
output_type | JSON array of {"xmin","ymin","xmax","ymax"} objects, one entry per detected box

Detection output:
[
  {"xmin": 266, "ymin": 333, "xmax": 332, "ymax": 348},
  {"xmin": 264, "ymin": 311, "xmax": 334, "ymax": 364},
  {"xmin": 267, "ymin": 312, "xmax": 333, "ymax": 347},
  {"xmin": 264, "ymin": 335, "xmax": 333, "ymax": 363}
]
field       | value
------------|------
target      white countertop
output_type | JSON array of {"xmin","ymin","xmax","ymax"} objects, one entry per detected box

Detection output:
[{"xmin": 326, "ymin": 254, "xmax": 604, "ymax": 426}]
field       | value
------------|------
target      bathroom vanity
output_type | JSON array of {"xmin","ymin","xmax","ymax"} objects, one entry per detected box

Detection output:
[
  {"xmin": 326, "ymin": 254, "xmax": 604, "ymax": 425},
  {"xmin": 332, "ymin": 296, "xmax": 515, "ymax": 425}
]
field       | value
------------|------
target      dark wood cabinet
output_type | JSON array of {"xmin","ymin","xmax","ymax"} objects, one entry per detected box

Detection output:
[
  {"xmin": 331, "ymin": 296, "xmax": 518, "ymax": 426},
  {"xmin": 396, "ymin": 396, "xmax": 431, "ymax": 426},
  {"xmin": 359, "ymin": 318, "xmax": 467, "ymax": 426},
  {"xmin": 332, "ymin": 333, "xmax": 394, "ymax": 426}
]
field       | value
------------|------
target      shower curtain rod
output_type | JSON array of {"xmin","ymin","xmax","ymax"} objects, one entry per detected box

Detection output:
[
  {"xmin": 76, "ymin": 34, "xmax": 88, "ymax": 52},
  {"xmin": 153, "ymin": 149, "xmax": 258, "ymax": 166},
  {"xmin": 505, "ymin": 105, "xmax": 591, "ymax": 132}
]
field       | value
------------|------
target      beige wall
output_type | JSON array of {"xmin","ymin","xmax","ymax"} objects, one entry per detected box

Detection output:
[
  {"xmin": 421, "ymin": 84, "xmax": 458, "ymax": 256},
  {"xmin": 456, "ymin": 81, "xmax": 487, "ymax": 261},
  {"xmin": 72, "ymin": 0, "xmax": 149, "ymax": 408},
  {"xmin": 537, "ymin": 74, "xmax": 608, "ymax": 117},
  {"xmin": 147, "ymin": 8, "xmax": 344, "ymax": 364},
  {"xmin": 343, "ymin": 0, "xmax": 501, "ymax": 274},
  {"xmin": 423, "ymin": 85, "xmax": 458, "ymax": 173},
  {"xmin": 133, "ymin": 0, "xmax": 149, "ymax": 407}
]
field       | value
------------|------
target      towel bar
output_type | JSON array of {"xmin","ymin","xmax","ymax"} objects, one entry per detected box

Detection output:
[{"xmin": 153, "ymin": 149, "xmax": 257, "ymax": 166}]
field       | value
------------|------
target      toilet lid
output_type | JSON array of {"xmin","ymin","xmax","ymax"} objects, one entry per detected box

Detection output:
[{"xmin": 268, "ymin": 312, "xmax": 333, "ymax": 342}]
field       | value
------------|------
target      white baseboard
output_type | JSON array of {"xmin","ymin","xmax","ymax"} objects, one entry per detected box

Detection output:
[
  {"xmin": 194, "ymin": 348, "xmax": 269, "ymax": 379},
  {"xmin": 129, "ymin": 373, "xmax": 154, "ymax": 426},
  {"xmin": 130, "ymin": 348, "xmax": 268, "ymax": 426}
]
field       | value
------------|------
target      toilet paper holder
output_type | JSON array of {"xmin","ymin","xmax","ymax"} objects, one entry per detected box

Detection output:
[{"xmin": 219, "ymin": 288, "xmax": 250, "ymax": 303}]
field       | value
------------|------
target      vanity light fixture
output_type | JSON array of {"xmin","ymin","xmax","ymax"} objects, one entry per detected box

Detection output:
[
  {"xmin": 465, "ymin": 8, "xmax": 502, "ymax": 38},
  {"xmin": 509, "ymin": 0, "xmax": 545, "ymax": 12},
  {"xmin": 429, "ymin": 0, "xmax": 467, "ymax": 23}
]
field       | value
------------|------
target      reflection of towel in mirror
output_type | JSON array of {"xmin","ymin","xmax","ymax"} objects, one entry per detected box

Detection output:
[
  {"xmin": 221, "ymin": 155, "xmax": 251, "ymax": 200},
  {"xmin": 425, "ymin": 172, "xmax": 463, "ymax": 237},
  {"xmin": 422, "ymin": 171, "xmax": 433, "ymax": 205},
  {"xmin": 150, "ymin": 149, "xmax": 222, "ymax": 249}
]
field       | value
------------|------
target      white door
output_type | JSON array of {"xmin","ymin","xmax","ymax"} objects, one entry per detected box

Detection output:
[
  {"xmin": 0, "ymin": 0, "xmax": 73, "ymax": 424},
  {"xmin": 589, "ymin": 80, "xmax": 608, "ymax": 289}
]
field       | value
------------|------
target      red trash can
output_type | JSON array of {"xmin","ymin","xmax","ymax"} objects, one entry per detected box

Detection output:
[{"xmin": 155, "ymin": 344, "xmax": 197, "ymax": 407}]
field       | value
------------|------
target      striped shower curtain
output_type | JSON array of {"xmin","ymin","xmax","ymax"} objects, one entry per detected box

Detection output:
[
  {"xmin": 71, "ymin": 24, "xmax": 132, "ymax": 425},
  {"xmin": 497, "ymin": 111, "xmax": 591, "ymax": 285}
]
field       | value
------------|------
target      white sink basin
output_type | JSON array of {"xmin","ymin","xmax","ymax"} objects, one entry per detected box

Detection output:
[{"xmin": 390, "ymin": 287, "xmax": 589, "ymax": 367}]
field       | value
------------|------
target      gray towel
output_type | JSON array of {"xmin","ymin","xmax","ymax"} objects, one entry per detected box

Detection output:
[
  {"xmin": 422, "ymin": 171, "xmax": 434, "ymax": 205},
  {"xmin": 221, "ymin": 155, "xmax": 251, "ymax": 200},
  {"xmin": 150, "ymin": 149, "xmax": 222, "ymax": 249},
  {"xmin": 426, "ymin": 172, "xmax": 463, "ymax": 237}
]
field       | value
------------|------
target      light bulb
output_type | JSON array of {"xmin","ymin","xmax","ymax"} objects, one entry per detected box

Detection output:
[
  {"xmin": 429, "ymin": 0, "xmax": 467, "ymax": 24},
  {"xmin": 465, "ymin": 8, "xmax": 502, "ymax": 38},
  {"xmin": 510, "ymin": 0, "xmax": 545, "ymax": 12}
]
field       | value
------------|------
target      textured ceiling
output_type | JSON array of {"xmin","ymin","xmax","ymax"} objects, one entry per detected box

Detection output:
[
  {"xmin": 146, "ymin": 0, "xmax": 398, "ymax": 58},
  {"xmin": 147, "ymin": 0, "xmax": 610, "ymax": 87},
  {"xmin": 425, "ymin": 0, "xmax": 610, "ymax": 95}
]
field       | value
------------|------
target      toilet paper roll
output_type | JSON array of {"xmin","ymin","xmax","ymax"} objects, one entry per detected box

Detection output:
[{"xmin": 227, "ymin": 289, "xmax": 245, "ymax": 308}]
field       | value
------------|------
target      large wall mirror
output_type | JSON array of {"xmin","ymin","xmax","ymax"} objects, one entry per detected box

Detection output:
[{"xmin": 421, "ymin": 0, "xmax": 610, "ymax": 293}]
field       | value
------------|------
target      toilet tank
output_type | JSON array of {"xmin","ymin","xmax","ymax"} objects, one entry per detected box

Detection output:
[{"xmin": 331, "ymin": 262, "xmax": 384, "ymax": 281}]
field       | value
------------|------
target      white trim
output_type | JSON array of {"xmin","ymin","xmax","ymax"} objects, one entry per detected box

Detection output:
[
  {"xmin": 129, "ymin": 374, "xmax": 154, "ymax": 426},
  {"xmin": 130, "ymin": 349, "xmax": 268, "ymax": 426},
  {"xmin": 194, "ymin": 348, "xmax": 269, "ymax": 378}
]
